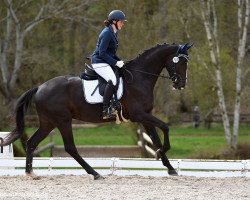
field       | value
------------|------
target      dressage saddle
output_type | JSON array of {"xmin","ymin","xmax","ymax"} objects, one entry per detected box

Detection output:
[{"xmin": 80, "ymin": 61, "xmax": 120, "ymax": 98}]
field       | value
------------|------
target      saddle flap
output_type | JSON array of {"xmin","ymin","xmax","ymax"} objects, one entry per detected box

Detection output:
[{"xmin": 82, "ymin": 78, "xmax": 124, "ymax": 104}]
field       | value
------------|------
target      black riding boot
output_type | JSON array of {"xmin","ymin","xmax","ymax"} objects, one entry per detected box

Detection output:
[{"xmin": 103, "ymin": 80, "xmax": 115, "ymax": 119}]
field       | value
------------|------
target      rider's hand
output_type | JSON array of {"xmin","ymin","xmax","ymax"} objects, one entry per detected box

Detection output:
[{"xmin": 116, "ymin": 60, "xmax": 124, "ymax": 68}]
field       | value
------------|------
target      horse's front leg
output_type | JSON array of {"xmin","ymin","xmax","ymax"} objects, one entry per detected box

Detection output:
[
  {"xmin": 131, "ymin": 110, "xmax": 177, "ymax": 175},
  {"xmin": 133, "ymin": 112, "xmax": 171, "ymax": 153},
  {"xmin": 142, "ymin": 124, "xmax": 178, "ymax": 175}
]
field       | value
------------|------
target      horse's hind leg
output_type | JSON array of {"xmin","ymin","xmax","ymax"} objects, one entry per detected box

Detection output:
[
  {"xmin": 26, "ymin": 122, "xmax": 54, "ymax": 174},
  {"xmin": 57, "ymin": 121, "xmax": 103, "ymax": 180},
  {"xmin": 142, "ymin": 124, "xmax": 178, "ymax": 175}
]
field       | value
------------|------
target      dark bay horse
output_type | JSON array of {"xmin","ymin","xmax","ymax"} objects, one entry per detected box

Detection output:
[{"xmin": 1, "ymin": 43, "xmax": 192, "ymax": 180}]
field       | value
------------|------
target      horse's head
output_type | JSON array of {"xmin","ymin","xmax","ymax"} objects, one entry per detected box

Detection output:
[{"xmin": 166, "ymin": 43, "xmax": 193, "ymax": 90}]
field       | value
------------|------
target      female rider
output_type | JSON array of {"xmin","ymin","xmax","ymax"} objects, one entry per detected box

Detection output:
[{"xmin": 92, "ymin": 10, "xmax": 126, "ymax": 119}]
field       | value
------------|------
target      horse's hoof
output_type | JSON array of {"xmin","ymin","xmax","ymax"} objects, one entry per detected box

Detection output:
[
  {"xmin": 155, "ymin": 149, "xmax": 162, "ymax": 160},
  {"xmin": 25, "ymin": 171, "xmax": 35, "ymax": 176},
  {"xmin": 168, "ymin": 169, "xmax": 178, "ymax": 176},
  {"xmin": 94, "ymin": 174, "xmax": 105, "ymax": 180},
  {"xmin": 25, "ymin": 172, "xmax": 41, "ymax": 180}
]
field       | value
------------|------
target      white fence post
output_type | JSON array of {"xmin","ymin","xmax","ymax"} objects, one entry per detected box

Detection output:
[
  {"xmin": 111, "ymin": 157, "xmax": 119, "ymax": 174},
  {"xmin": 0, "ymin": 132, "xmax": 14, "ymax": 158},
  {"xmin": 241, "ymin": 160, "xmax": 249, "ymax": 175},
  {"xmin": 0, "ymin": 137, "xmax": 3, "ymax": 153},
  {"xmin": 177, "ymin": 159, "xmax": 181, "ymax": 173}
]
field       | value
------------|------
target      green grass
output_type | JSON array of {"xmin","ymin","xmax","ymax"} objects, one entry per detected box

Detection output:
[
  {"xmin": 24, "ymin": 123, "xmax": 137, "ymax": 146},
  {"xmin": 166, "ymin": 125, "xmax": 250, "ymax": 158},
  {"xmin": 11, "ymin": 123, "xmax": 250, "ymax": 158}
]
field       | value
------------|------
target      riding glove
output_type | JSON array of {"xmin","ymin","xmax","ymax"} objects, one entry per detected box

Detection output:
[{"xmin": 116, "ymin": 61, "xmax": 124, "ymax": 68}]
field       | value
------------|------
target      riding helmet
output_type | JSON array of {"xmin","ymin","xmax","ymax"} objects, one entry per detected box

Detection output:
[{"xmin": 108, "ymin": 10, "xmax": 127, "ymax": 21}]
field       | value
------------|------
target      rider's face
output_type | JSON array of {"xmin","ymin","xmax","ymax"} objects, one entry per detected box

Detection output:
[{"xmin": 117, "ymin": 20, "xmax": 124, "ymax": 30}]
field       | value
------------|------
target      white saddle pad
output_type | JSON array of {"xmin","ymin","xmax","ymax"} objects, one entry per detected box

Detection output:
[{"xmin": 82, "ymin": 78, "xmax": 123, "ymax": 104}]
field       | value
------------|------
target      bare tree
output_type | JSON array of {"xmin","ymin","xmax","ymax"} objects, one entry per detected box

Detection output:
[
  {"xmin": 3, "ymin": 0, "xmax": 47, "ymax": 103},
  {"xmin": 200, "ymin": 0, "xmax": 250, "ymax": 149},
  {"xmin": 232, "ymin": 0, "xmax": 250, "ymax": 148},
  {"xmin": 0, "ymin": 0, "xmax": 90, "ymax": 106},
  {"xmin": 0, "ymin": 4, "xmax": 12, "ymax": 100}
]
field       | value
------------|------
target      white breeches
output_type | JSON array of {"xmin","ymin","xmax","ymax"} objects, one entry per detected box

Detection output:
[{"xmin": 92, "ymin": 63, "xmax": 117, "ymax": 86}]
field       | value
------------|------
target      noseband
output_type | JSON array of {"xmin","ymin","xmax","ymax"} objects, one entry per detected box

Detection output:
[{"xmin": 168, "ymin": 53, "xmax": 189, "ymax": 84}]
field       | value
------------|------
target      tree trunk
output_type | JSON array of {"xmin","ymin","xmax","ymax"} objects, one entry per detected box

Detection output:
[
  {"xmin": 2, "ymin": 0, "xmax": 45, "ymax": 106},
  {"xmin": 200, "ymin": 0, "xmax": 232, "ymax": 146},
  {"xmin": 232, "ymin": 0, "xmax": 250, "ymax": 148},
  {"xmin": 0, "ymin": 8, "xmax": 12, "ymax": 100},
  {"xmin": 69, "ymin": 21, "xmax": 76, "ymax": 73},
  {"xmin": 9, "ymin": 29, "xmax": 24, "ymax": 96}
]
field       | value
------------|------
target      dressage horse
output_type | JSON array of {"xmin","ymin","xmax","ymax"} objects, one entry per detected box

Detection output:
[{"xmin": 1, "ymin": 43, "xmax": 192, "ymax": 180}]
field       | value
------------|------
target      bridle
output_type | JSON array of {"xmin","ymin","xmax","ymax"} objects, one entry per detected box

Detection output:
[
  {"xmin": 123, "ymin": 52, "xmax": 189, "ymax": 84},
  {"xmin": 168, "ymin": 53, "xmax": 189, "ymax": 84}
]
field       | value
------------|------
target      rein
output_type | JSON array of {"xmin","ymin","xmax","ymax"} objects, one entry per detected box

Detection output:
[
  {"xmin": 122, "ymin": 50, "xmax": 189, "ymax": 84},
  {"xmin": 122, "ymin": 67, "xmax": 171, "ymax": 83}
]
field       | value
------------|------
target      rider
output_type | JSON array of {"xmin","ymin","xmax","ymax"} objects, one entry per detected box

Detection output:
[{"xmin": 92, "ymin": 10, "xmax": 126, "ymax": 119}]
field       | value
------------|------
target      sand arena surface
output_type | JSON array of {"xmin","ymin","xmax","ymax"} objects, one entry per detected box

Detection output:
[{"xmin": 0, "ymin": 175, "xmax": 249, "ymax": 200}]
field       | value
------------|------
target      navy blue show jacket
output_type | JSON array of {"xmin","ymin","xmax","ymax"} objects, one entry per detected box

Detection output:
[{"xmin": 92, "ymin": 25, "xmax": 120, "ymax": 66}]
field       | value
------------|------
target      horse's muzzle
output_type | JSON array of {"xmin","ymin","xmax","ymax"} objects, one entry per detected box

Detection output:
[
  {"xmin": 172, "ymin": 79, "xmax": 186, "ymax": 90},
  {"xmin": 172, "ymin": 86, "xmax": 185, "ymax": 90}
]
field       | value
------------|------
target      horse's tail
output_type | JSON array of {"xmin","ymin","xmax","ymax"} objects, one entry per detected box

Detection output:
[{"xmin": 0, "ymin": 87, "xmax": 38, "ymax": 146}]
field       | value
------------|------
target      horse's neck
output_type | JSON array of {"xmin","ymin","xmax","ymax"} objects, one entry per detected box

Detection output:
[
  {"xmin": 131, "ymin": 45, "xmax": 177, "ymax": 88},
  {"xmin": 140, "ymin": 45, "xmax": 176, "ymax": 70}
]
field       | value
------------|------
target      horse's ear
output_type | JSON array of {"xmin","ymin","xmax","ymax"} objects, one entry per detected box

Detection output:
[
  {"xmin": 178, "ymin": 43, "xmax": 193, "ymax": 53},
  {"xmin": 187, "ymin": 43, "xmax": 193, "ymax": 50}
]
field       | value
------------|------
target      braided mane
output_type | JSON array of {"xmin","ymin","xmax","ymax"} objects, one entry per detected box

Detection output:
[{"xmin": 125, "ymin": 43, "xmax": 173, "ymax": 65}]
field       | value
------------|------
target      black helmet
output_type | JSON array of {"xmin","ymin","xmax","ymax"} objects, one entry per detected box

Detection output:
[{"xmin": 108, "ymin": 10, "xmax": 127, "ymax": 21}]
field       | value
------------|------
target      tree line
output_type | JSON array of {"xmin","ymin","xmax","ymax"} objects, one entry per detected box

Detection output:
[{"xmin": 0, "ymin": 0, "xmax": 249, "ymax": 149}]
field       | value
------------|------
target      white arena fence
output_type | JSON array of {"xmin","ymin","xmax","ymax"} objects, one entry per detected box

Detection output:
[
  {"xmin": 0, "ymin": 157, "xmax": 249, "ymax": 178},
  {"xmin": 0, "ymin": 132, "xmax": 249, "ymax": 178}
]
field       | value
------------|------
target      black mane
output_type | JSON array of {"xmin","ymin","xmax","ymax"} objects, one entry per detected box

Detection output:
[{"xmin": 125, "ymin": 43, "xmax": 176, "ymax": 66}]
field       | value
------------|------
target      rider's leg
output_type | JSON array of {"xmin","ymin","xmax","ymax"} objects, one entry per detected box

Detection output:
[
  {"xmin": 92, "ymin": 63, "xmax": 117, "ymax": 85},
  {"xmin": 92, "ymin": 63, "xmax": 117, "ymax": 119},
  {"xmin": 102, "ymin": 80, "xmax": 115, "ymax": 119}
]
